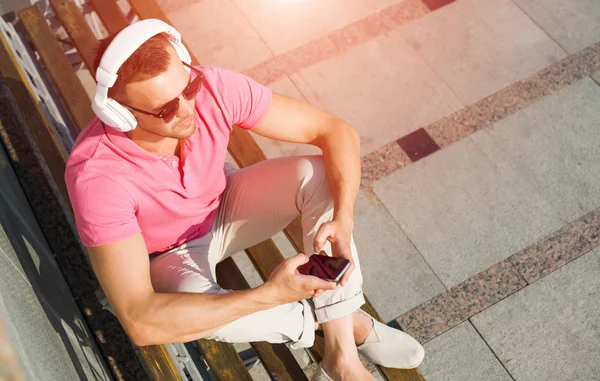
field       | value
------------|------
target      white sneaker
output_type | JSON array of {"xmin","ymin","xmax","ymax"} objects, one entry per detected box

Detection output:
[{"xmin": 356, "ymin": 311, "xmax": 425, "ymax": 369}]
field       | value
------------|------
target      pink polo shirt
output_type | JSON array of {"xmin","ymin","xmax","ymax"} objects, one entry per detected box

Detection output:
[{"xmin": 65, "ymin": 66, "xmax": 272, "ymax": 253}]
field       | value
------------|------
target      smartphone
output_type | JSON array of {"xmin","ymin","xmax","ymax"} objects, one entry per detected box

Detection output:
[{"xmin": 297, "ymin": 254, "xmax": 351, "ymax": 283}]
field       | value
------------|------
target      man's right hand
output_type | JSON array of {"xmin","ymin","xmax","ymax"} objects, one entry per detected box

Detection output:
[{"xmin": 264, "ymin": 254, "xmax": 337, "ymax": 304}]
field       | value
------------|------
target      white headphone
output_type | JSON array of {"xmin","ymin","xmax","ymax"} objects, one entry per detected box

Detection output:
[{"xmin": 92, "ymin": 19, "xmax": 192, "ymax": 132}]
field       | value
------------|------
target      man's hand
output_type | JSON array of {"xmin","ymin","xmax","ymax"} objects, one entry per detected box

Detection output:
[
  {"xmin": 264, "ymin": 254, "xmax": 337, "ymax": 304},
  {"xmin": 313, "ymin": 216, "xmax": 355, "ymax": 295}
]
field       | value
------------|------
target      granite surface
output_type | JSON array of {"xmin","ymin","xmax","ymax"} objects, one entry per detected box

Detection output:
[
  {"xmin": 360, "ymin": 141, "xmax": 410, "ymax": 187},
  {"xmin": 243, "ymin": 0, "xmax": 442, "ymax": 86},
  {"xmin": 394, "ymin": 206, "xmax": 600, "ymax": 344},
  {"xmin": 510, "ymin": 208, "xmax": 600, "ymax": 284},
  {"xmin": 592, "ymin": 69, "xmax": 600, "ymax": 85},
  {"xmin": 395, "ymin": 259, "xmax": 526, "ymax": 343}
]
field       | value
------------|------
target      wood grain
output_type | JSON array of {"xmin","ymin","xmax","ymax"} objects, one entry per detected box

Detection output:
[
  {"xmin": 90, "ymin": 0, "xmax": 129, "ymax": 34},
  {"xmin": 0, "ymin": 29, "xmax": 69, "ymax": 204},
  {"xmin": 217, "ymin": 257, "xmax": 307, "ymax": 381},
  {"xmin": 138, "ymin": 345, "xmax": 183, "ymax": 381},
  {"xmin": 48, "ymin": 0, "xmax": 98, "ymax": 75},
  {"xmin": 19, "ymin": 6, "xmax": 94, "ymax": 132}
]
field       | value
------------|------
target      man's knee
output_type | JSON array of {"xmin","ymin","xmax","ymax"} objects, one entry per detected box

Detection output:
[{"xmin": 295, "ymin": 155, "xmax": 327, "ymax": 182}]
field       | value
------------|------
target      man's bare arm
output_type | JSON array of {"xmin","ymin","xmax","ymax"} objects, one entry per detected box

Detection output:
[
  {"xmin": 252, "ymin": 93, "xmax": 361, "ymax": 286},
  {"xmin": 89, "ymin": 233, "xmax": 335, "ymax": 346}
]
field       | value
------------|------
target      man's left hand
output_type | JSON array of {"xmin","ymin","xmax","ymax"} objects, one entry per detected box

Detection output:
[{"xmin": 311, "ymin": 217, "xmax": 355, "ymax": 297}]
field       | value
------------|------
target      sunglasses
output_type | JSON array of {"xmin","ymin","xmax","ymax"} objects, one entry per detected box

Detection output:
[{"xmin": 121, "ymin": 61, "xmax": 203, "ymax": 124}]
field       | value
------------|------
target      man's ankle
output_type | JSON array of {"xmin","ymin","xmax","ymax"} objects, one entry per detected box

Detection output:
[
  {"xmin": 322, "ymin": 351, "xmax": 361, "ymax": 370},
  {"xmin": 352, "ymin": 310, "xmax": 373, "ymax": 345}
]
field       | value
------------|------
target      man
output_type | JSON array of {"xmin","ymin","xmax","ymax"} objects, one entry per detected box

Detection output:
[{"xmin": 66, "ymin": 19, "xmax": 424, "ymax": 381}]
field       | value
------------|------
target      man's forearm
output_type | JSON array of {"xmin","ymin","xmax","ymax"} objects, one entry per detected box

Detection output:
[
  {"xmin": 319, "ymin": 123, "xmax": 361, "ymax": 223},
  {"xmin": 132, "ymin": 284, "xmax": 277, "ymax": 345}
]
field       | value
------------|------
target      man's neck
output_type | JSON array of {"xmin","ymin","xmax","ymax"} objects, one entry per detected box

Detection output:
[{"xmin": 126, "ymin": 130, "xmax": 181, "ymax": 158}]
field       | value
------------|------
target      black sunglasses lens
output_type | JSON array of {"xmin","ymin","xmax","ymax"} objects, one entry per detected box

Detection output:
[
  {"xmin": 182, "ymin": 75, "xmax": 202, "ymax": 100},
  {"xmin": 160, "ymin": 99, "xmax": 179, "ymax": 123}
]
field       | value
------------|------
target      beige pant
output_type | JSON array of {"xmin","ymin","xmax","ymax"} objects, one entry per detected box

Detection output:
[{"xmin": 148, "ymin": 155, "xmax": 365, "ymax": 349}]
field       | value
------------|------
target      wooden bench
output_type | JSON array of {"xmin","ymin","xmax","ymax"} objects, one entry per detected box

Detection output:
[{"xmin": 7, "ymin": 1, "xmax": 427, "ymax": 380}]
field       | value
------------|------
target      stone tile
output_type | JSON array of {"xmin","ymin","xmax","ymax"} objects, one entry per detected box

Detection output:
[
  {"xmin": 233, "ymin": 0, "xmax": 379, "ymax": 55},
  {"xmin": 169, "ymin": 0, "xmax": 273, "ymax": 72},
  {"xmin": 471, "ymin": 252, "xmax": 600, "ymax": 381},
  {"xmin": 371, "ymin": 0, "xmax": 407, "ymax": 11},
  {"xmin": 418, "ymin": 321, "xmax": 512, "ymax": 381},
  {"xmin": 397, "ymin": 128, "xmax": 440, "ymax": 162},
  {"xmin": 426, "ymin": 42, "xmax": 600, "ymax": 150},
  {"xmin": 271, "ymin": 230, "xmax": 300, "ymax": 259},
  {"xmin": 373, "ymin": 133, "xmax": 563, "ymax": 288},
  {"xmin": 396, "ymin": 259, "xmax": 526, "ymax": 343},
  {"xmin": 292, "ymin": 29, "xmax": 463, "ymax": 155},
  {"xmin": 398, "ymin": 0, "xmax": 567, "ymax": 105},
  {"xmin": 593, "ymin": 69, "xmax": 600, "ymax": 86},
  {"xmin": 268, "ymin": 76, "xmax": 308, "ymax": 100},
  {"xmin": 157, "ymin": 0, "xmax": 202, "ymax": 14},
  {"xmin": 233, "ymin": 342, "xmax": 312, "ymax": 380},
  {"xmin": 231, "ymin": 251, "xmax": 265, "ymax": 289},
  {"xmin": 250, "ymin": 77, "xmax": 322, "ymax": 158},
  {"xmin": 512, "ymin": 0, "xmax": 600, "ymax": 54},
  {"xmin": 509, "ymin": 208, "xmax": 600, "ymax": 284},
  {"xmin": 482, "ymin": 78, "xmax": 600, "ymax": 223},
  {"xmin": 230, "ymin": 230, "xmax": 297, "ymax": 288},
  {"xmin": 360, "ymin": 142, "xmax": 411, "ymax": 187},
  {"xmin": 353, "ymin": 189, "xmax": 446, "ymax": 321}
]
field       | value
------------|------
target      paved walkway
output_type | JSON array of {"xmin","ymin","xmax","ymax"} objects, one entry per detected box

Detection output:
[{"xmin": 155, "ymin": 0, "xmax": 600, "ymax": 379}]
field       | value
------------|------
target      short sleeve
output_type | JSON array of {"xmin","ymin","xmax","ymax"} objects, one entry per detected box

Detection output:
[
  {"xmin": 66, "ymin": 171, "xmax": 141, "ymax": 247},
  {"xmin": 212, "ymin": 67, "xmax": 272, "ymax": 130}
]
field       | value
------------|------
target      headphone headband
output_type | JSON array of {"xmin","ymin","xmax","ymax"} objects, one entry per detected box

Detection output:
[
  {"xmin": 96, "ymin": 19, "xmax": 182, "ymax": 85},
  {"xmin": 91, "ymin": 19, "xmax": 192, "ymax": 132}
]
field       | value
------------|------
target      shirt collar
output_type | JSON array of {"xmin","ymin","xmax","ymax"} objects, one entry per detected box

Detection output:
[{"xmin": 103, "ymin": 119, "xmax": 199, "ymax": 168}]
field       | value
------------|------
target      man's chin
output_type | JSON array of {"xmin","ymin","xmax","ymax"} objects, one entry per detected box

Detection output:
[{"xmin": 171, "ymin": 123, "xmax": 196, "ymax": 139}]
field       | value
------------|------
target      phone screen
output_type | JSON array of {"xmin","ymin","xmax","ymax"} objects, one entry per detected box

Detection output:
[{"xmin": 297, "ymin": 254, "xmax": 351, "ymax": 282}]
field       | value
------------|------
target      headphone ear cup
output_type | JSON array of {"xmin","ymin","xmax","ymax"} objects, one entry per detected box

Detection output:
[{"xmin": 94, "ymin": 98, "xmax": 138, "ymax": 132}]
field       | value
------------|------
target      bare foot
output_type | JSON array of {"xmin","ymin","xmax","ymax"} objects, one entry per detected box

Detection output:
[
  {"xmin": 352, "ymin": 310, "xmax": 373, "ymax": 345},
  {"xmin": 321, "ymin": 357, "xmax": 375, "ymax": 381}
]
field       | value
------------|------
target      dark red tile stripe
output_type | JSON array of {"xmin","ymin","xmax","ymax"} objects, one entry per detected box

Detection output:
[
  {"xmin": 397, "ymin": 128, "xmax": 441, "ymax": 162},
  {"xmin": 360, "ymin": 42, "xmax": 600, "ymax": 186}
]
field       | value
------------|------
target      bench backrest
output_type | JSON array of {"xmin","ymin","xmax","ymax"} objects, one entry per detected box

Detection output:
[{"xmin": 10, "ymin": 1, "xmax": 427, "ymax": 380}]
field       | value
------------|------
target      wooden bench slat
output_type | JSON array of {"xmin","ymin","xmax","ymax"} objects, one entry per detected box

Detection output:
[
  {"xmin": 138, "ymin": 345, "xmax": 183, "ymax": 381},
  {"xmin": 217, "ymin": 257, "xmax": 308, "ymax": 381},
  {"xmin": 19, "ymin": 6, "xmax": 94, "ymax": 132},
  {"xmin": 20, "ymin": 4, "xmax": 185, "ymax": 379},
  {"xmin": 48, "ymin": 0, "xmax": 98, "ymax": 75},
  {"xmin": 126, "ymin": 0, "xmax": 196, "ymax": 66},
  {"xmin": 197, "ymin": 339, "xmax": 253, "ymax": 381},
  {"xmin": 126, "ymin": 1, "xmax": 427, "ymax": 380},
  {"xmin": 90, "ymin": 0, "xmax": 129, "ymax": 34},
  {"xmin": 0, "ymin": 29, "xmax": 70, "ymax": 205},
  {"xmin": 121, "ymin": 4, "xmax": 314, "ymax": 379}
]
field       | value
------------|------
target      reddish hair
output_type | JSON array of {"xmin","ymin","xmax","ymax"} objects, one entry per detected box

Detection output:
[{"xmin": 92, "ymin": 31, "xmax": 172, "ymax": 101}]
